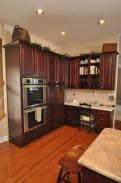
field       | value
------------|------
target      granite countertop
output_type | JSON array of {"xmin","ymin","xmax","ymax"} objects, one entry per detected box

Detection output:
[
  {"xmin": 64, "ymin": 102, "xmax": 114, "ymax": 112},
  {"xmin": 78, "ymin": 128, "xmax": 121, "ymax": 183}
]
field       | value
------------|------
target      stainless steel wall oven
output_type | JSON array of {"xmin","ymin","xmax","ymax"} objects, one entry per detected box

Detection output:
[
  {"xmin": 22, "ymin": 78, "xmax": 47, "ymax": 109},
  {"xmin": 23, "ymin": 105, "xmax": 47, "ymax": 132},
  {"xmin": 22, "ymin": 78, "xmax": 47, "ymax": 132}
]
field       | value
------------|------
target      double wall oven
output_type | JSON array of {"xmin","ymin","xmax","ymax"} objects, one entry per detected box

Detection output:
[{"xmin": 22, "ymin": 78, "xmax": 47, "ymax": 133}]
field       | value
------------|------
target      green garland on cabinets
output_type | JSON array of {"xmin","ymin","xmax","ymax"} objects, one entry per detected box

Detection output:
[{"xmin": 20, "ymin": 40, "xmax": 71, "ymax": 58}]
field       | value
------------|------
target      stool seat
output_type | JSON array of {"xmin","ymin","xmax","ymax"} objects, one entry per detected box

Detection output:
[
  {"xmin": 59, "ymin": 145, "xmax": 84, "ymax": 173},
  {"xmin": 56, "ymin": 145, "xmax": 85, "ymax": 183}
]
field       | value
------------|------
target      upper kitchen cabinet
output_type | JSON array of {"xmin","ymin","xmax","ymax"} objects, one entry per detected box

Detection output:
[
  {"xmin": 56, "ymin": 56, "xmax": 64, "ymax": 84},
  {"xmin": 80, "ymin": 54, "xmax": 100, "ymax": 89},
  {"xmin": 99, "ymin": 52, "xmax": 117, "ymax": 90},
  {"xmin": 79, "ymin": 52, "xmax": 117, "ymax": 90},
  {"xmin": 5, "ymin": 42, "xmax": 47, "ymax": 78},
  {"xmin": 47, "ymin": 52, "xmax": 57, "ymax": 84},
  {"xmin": 35, "ymin": 50, "xmax": 47, "ymax": 79},
  {"xmin": 63, "ymin": 58, "xmax": 70, "ymax": 88},
  {"xmin": 20, "ymin": 44, "xmax": 47, "ymax": 78},
  {"xmin": 69, "ymin": 57, "xmax": 80, "ymax": 88},
  {"xmin": 20, "ymin": 44, "xmax": 35, "ymax": 77}
]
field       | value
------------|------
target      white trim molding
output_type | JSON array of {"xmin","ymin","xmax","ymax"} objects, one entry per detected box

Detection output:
[{"xmin": 0, "ymin": 136, "xmax": 8, "ymax": 143}]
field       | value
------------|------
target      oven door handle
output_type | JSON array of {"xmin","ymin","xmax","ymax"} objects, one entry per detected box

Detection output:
[
  {"xmin": 23, "ymin": 85, "xmax": 47, "ymax": 88},
  {"xmin": 24, "ymin": 106, "xmax": 47, "ymax": 113}
]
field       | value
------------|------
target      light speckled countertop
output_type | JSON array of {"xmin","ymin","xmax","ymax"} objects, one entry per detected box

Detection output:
[
  {"xmin": 64, "ymin": 102, "xmax": 114, "ymax": 112},
  {"xmin": 78, "ymin": 128, "xmax": 121, "ymax": 182}
]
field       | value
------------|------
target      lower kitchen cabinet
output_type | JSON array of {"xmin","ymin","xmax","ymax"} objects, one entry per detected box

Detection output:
[
  {"xmin": 82, "ymin": 167, "xmax": 117, "ymax": 183},
  {"xmin": 65, "ymin": 105, "xmax": 111, "ymax": 131},
  {"xmin": 47, "ymin": 84, "xmax": 64, "ymax": 130},
  {"xmin": 65, "ymin": 105, "xmax": 80, "ymax": 126},
  {"xmin": 95, "ymin": 110, "xmax": 111, "ymax": 132}
]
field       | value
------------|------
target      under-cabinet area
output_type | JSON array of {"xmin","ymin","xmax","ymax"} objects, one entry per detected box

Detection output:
[{"xmin": 4, "ymin": 41, "xmax": 117, "ymax": 147}]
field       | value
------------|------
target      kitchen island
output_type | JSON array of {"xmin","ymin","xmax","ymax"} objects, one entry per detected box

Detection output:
[{"xmin": 78, "ymin": 128, "xmax": 121, "ymax": 183}]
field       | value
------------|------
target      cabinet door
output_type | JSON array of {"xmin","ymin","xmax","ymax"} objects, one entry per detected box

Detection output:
[
  {"xmin": 64, "ymin": 59, "xmax": 69, "ymax": 88},
  {"xmin": 69, "ymin": 58, "xmax": 79, "ymax": 88},
  {"xmin": 47, "ymin": 84, "xmax": 64, "ymax": 129},
  {"xmin": 99, "ymin": 53, "xmax": 117, "ymax": 90},
  {"xmin": 47, "ymin": 53, "xmax": 56, "ymax": 84},
  {"xmin": 56, "ymin": 85, "xmax": 64, "ymax": 126},
  {"xmin": 56, "ymin": 56, "xmax": 64, "ymax": 84},
  {"xmin": 20, "ymin": 45, "xmax": 35, "ymax": 77},
  {"xmin": 47, "ymin": 85, "xmax": 57, "ymax": 130},
  {"xmin": 35, "ymin": 51, "xmax": 47, "ymax": 79},
  {"xmin": 96, "ymin": 110, "xmax": 110, "ymax": 132},
  {"xmin": 65, "ymin": 105, "xmax": 80, "ymax": 126}
]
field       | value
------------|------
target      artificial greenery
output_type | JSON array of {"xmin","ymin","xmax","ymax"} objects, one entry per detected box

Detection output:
[
  {"xmin": 80, "ymin": 51, "xmax": 102, "ymax": 59},
  {"xmin": 20, "ymin": 40, "xmax": 71, "ymax": 58},
  {"xmin": 20, "ymin": 40, "xmax": 102, "ymax": 59}
]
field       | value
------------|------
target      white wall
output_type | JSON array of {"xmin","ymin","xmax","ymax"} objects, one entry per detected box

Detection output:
[
  {"xmin": 0, "ymin": 22, "xmax": 62, "ymax": 143},
  {"xmin": 65, "ymin": 89, "xmax": 116, "ymax": 106}
]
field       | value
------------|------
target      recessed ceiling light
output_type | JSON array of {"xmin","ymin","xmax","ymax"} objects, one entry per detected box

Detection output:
[
  {"xmin": 36, "ymin": 9, "xmax": 44, "ymax": 15},
  {"xmin": 61, "ymin": 32, "xmax": 66, "ymax": 36},
  {"xmin": 98, "ymin": 19, "xmax": 105, "ymax": 25}
]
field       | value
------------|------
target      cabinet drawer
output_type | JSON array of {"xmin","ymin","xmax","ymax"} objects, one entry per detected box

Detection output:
[
  {"xmin": 96, "ymin": 115, "xmax": 109, "ymax": 121},
  {"xmin": 97, "ymin": 110, "xmax": 110, "ymax": 117},
  {"xmin": 96, "ymin": 119, "xmax": 110, "ymax": 126}
]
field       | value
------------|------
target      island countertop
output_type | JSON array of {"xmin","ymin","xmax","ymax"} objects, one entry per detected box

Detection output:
[{"xmin": 78, "ymin": 128, "xmax": 121, "ymax": 183}]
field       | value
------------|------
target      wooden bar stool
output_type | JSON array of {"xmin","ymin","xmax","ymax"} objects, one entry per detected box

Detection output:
[{"xmin": 56, "ymin": 145, "xmax": 85, "ymax": 183}]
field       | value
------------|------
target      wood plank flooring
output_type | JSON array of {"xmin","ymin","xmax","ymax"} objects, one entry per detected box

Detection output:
[{"xmin": 0, "ymin": 125, "xmax": 97, "ymax": 183}]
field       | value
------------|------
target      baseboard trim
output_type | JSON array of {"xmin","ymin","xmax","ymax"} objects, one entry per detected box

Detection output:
[{"xmin": 0, "ymin": 136, "xmax": 8, "ymax": 143}]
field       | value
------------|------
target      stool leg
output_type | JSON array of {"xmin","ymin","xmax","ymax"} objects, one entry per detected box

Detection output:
[
  {"xmin": 66, "ymin": 172, "xmax": 70, "ymax": 182},
  {"xmin": 56, "ymin": 168, "xmax": 63, "ymax": 183},
  {"xmin": 78, "ymin": 173, "xmax": 81, "ymax": 183}
]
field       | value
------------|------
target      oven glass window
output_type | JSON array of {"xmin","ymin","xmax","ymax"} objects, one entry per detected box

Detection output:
[
  {"xmin": 28, "ymin": 110, "xmax": 44, "ymax": 129},
  {"xmin": 27, "ymin": 87, "xmax": 43, "ymax": 105},
  {"xmin": 23, "ymin": 107, "xmax": 47, "ymax": 132}
]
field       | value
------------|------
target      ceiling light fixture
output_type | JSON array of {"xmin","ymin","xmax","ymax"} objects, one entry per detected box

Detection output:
[
  {"xmin": 36, "ymin": 9, "xmax": 44, "ymax": 15},
  {"xmin": 61, "ymin": 32, "xmax": 66, "ymax": 36},
  {"xmin": 98, "ymin": 19, "xmax": 105, "ymax": 25}
]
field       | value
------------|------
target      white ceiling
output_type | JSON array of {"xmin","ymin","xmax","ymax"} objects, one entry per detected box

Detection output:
[{"xmin": 0, "ymin": 0, "xmax": 121, "ymax": 55}]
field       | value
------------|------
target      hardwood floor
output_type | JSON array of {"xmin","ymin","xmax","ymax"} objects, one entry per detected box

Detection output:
[{"xmin": 0, "ymin": 125, "xmax": 97, "ymax": 183}]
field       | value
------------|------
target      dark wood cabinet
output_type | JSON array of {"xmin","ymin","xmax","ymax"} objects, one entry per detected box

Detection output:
[
  {"xmin": 35, "ymin": 50, "xmax": 47, "ymax": 78},
  {"xmin": 47, "ymin": 53, "xmax": 57, "ymax": 84},
  {"xmin": 79, "ymin": 52, "xmax": 117, "ymax": 90},
  {"xmin": 20, "ymin": 44, "xmax": 35, "ymax": 77},
  {"xmin": 4, "ymin": 42, "xmax": 49, "ymax": 146},
  {"xmin": 56, "ymin": 56, "xmax": 64, "ymax": 84},
  {"xmin": 56, "ymin": 85, "xmax": 64, "ymax": 127},
  {"xmin": 99, "ymin": 53, "xmax": 117, "ymax": 90},
  {"xmin": 47, "ymin": 84, "xmax": 64, "ymax": 130},
  {"xmin": 95, "ymin": 110, "xmax": 110, "ymax": 132},
  {"xmin": 64, "ymin": 58, "xmax": 70, "ymax": 88},
  {"xmin": 79, "ymin": 55, "xmax": 100, "ymax": 89},
  {"xmin": 82, "ymin": 167, "xmax": 117, "ymax": 183},
  {"xmin": 20, "ymin": 44, "xmax": 47, "ymax": 78},
  {"xmin": 65, "ymin": 105, "xmax": 80, "ymax": 126},
  {"xmin": 65, "ymin": 105, "xmax": 111, "ymax": 131},
  {"xmin": 69, "ymin": 57, "xmax": 79, "ymax": 88}
]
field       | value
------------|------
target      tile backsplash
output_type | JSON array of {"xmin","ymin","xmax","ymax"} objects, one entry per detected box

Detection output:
[{"xmin": 65, "ymin": 89, "xmax": 116, "ymax": 106}]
